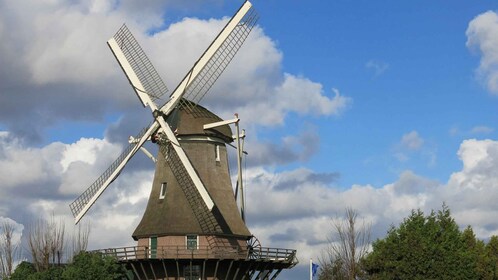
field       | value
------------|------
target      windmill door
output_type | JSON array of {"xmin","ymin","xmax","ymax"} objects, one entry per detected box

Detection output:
[{"xmin": 149, "ymin": 236, "xmax": 157, "ymax": 258}]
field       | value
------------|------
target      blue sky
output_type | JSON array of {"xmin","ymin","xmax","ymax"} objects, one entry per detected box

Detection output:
[
  {"xmin": 0, "ymin": 0, "xmax": 498, "ymax": 279},
  {"xmin": 256, "ymin": 0, "xmax": 498, "ymax": 187}
]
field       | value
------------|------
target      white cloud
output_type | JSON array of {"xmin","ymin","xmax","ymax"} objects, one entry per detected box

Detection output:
[
  {"xmin": 0, "ymin": 216, "xmax": 24, "ymax": 245},
  {"xmin": 471, "ymin": 125, "xmax": 494, "ymax": 134},
  {"xmin": 466, "ymin": 10, "xmax": 498, "ymax": 94},
  {"xmin": 401, "ymin": 130, "xmax": 424, "ymax": 150},
  {"xmin": 1, "ymin": 132, "xmax": 498, "ymax": 278},
  {"xmin": 365, "ymin": 59, "xmax": 389, "ymax": 77},
  {"xmin": 243, "ymin": 138, "xmax": 498, "ymax": 268},
  {"xmin": 447, "ymin": 139, "xmax": 498, "ymax": 190},
  {"xmin": 0, "ymin": 1, "xmax": 120, "ymax": 85},
  {"xmin": 0, "ymin": 132, "xmax": 63, "ymax": 190},
  {"xmin": 275, "ymin": 79, "xmax": 351, "ymax": 118},
  {"xmin": 60, "ymin": 138, "xmax": 119, "ymax": 172},
  {"xmin": 0, "ymin": 0, "xmax": 350, "ymax": 149}
]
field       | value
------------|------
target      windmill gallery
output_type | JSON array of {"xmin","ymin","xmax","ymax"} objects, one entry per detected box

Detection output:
[{"xmin": 69, "ymin": 1, "xmax": 298, "ymax": 279}]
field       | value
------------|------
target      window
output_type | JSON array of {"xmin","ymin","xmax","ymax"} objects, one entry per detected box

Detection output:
[
  {"xmin": 186, "ymin": 234, "xmax": 198, "ymax": 250},
  {"xmin": 159, "ymin": 182, "xmax": 167, "ymax": 199},
  {"xmin": 184, "ymin": 265, "xmax": 201, "ymax": 280},
  {"xmin": 215, "ymin": 144, "xmax": 220, "ymax": 162}
]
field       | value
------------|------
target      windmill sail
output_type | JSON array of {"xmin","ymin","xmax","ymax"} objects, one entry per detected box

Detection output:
[
  {"xmin": 109, "ymin": 25, "xmax": 168, "ymax": 105},
  {"xmin": 160, "ymin": 1, "xmax": 257, "ymax": 117},
  {"xmin": 179, "ymin": 4, "xmax": 258, "ymax": 115},
  {"xmin": 69, "ymin": 123, "xmax": 158, "ymax": 223}
]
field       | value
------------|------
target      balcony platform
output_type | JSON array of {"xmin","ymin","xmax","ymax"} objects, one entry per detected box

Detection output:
[{"xmin": 94, "ymin": 245, "xmax": 298, "ymax": 280}]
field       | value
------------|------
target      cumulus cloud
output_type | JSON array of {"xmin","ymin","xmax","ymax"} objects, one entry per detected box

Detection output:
[
  {"xmin": 466, "ymin": 10, "xmax": 498, "ymax": 94},
  {"xmin": 0, "ymin": 0, "xmax": 350, "ymax": 149},
  {"xmin": 448, "ymin": 139, "xmax": 498, "ymax": 190},
  {"xmin": 0, "ymin": 132, "xmax": 63, "ymax": 195},
  {"xmin": 0, "ymin": 130, "xmax": 152, "ymax": 219},
  {"xmin": 243, "ymin": 126, "xmax": 323, "ymax": 167},
  {"xmin": 244, "ymin": 138, "xmax": 498, "ymax": 270},
  {"xmin": 1, "ymin": 131, "xmax": 498, "ymax": 279}
]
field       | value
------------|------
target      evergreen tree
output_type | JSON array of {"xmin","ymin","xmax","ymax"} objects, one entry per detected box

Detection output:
[
  {"xmin": 486, "ymin": 235, "xmax": 498, "ymax": 280},
  {"xmin": 362, "ymin": 204, "xmax": 481, "ymax": 279}
]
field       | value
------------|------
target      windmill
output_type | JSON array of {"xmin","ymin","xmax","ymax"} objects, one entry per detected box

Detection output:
[{"xmin": 69, "ymin": 1, "xmax": 297, "ymax": 279}]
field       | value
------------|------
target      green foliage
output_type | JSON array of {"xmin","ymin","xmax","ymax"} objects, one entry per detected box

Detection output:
[
  {"xmin": 11, "ymin": 252, "xmax": 128, "ymax": 280},
  {"xmin": 9, "ymin": 261, "xmax": 36, "ymax": 280},
  {"xmin": 27, "ymin": 266, "xmax": 64, "ymax": 280},
  {"xmin": 62, "ymin": 251, "xmax": 127, "ymax": 280},
  {"xmin": 362, "ymin": 204, "xmax": 491, "ymax": 279},
  {"xmin": 485, "ymin": 236, "xmax": 498, "ymax": 280},
  {"xmin": 10, "ymin": 262, "xmax": 64, "ymax": 280}
]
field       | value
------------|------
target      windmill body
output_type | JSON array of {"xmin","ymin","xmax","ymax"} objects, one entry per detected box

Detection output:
[
  {"xmin": 70, "ymin": 1, "xmax": 297, "ymax": 279},
  {"xmin": 133, "ymin": 103, "xmax": 251, "ymax": 247}
]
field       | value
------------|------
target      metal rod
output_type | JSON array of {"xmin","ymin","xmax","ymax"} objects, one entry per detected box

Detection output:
[{"xmin": 235, "ymin": 114, "xmax": 245, "ymax": 222}]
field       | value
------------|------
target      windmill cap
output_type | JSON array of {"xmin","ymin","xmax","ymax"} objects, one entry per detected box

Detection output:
[{"xmin": 169, "ymin": 100, "xmax": 234, "ymax": 143}]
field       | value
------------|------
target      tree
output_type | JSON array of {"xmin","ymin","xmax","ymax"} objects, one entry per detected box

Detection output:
[
  {"xmin": 11, "ymin": 252, "xmax": 128, "ymax": 280},
  {"xmin": 71, "ymin": 222, "xmax": 91, "ymax": 258},
  {"xmin": 28, "ymin": 216, "xmax": 66, "ymax": 272},
  {"xmin": 61, "ymin": 251, "xmax": 127, "ymax": 280},
  {"xmin": 362, "ymin": 204, "xmax": 480, "ymax": 279},
  {"xmin": 0, "ymin": 220, "xmax": 21, "ymax": 278},
  {"xmin": 7, "ymin": 216, "xmax": 96, "ymax": 279},
  {"xmin": 484, "ymin": 235, "xmax": 498, "ymax": 280},
  {"xmin": 27, "ymin": 266, "xmax": 64, "ymax": 280},
  {"xmin": 319, "ymin": 208, "xmax": 371, "ymax": 280},
  {"xmin": 9, "ymin": 261, "xmax": 36, "ymax": 280},
  {"xmin": 461, "ymin": 226, "xmax": 488, "ymax": 279}
]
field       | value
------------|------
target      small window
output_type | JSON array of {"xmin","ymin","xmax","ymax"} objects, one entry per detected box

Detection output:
[
  {"xmin": 186, "ymin": 234, "xmax": 198, "ymax": 250},
  {"xmin": 184, "ymin": 265, "xmax": 201, "ymax": 280},
  {"xmin": 159, "ymin": 182, "xmax": 167, "ymax": 199},
  {"xmin": 215, "ymin": 144, "xmax": 220, "ymax": 162}
]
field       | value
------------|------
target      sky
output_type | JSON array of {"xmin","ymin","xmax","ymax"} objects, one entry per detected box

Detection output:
[{"xmin": 0, "ymin": 0, "xmax": 498, "ymax": 279}]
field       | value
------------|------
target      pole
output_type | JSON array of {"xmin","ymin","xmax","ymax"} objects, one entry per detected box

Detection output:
[
  {"xmin": 310, "ymin": 258, "xmax": 313, "ymax": 280},
  {"xmin": 235, "ymin": 114, "xmax": 245, "ymax": 222}
]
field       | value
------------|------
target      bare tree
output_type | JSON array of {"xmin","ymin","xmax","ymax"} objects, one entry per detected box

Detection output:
[
  {"xmin": 50, "ymin": 215, "xmax": 65, "ymax": 265},
  {"xmin": 28, "ymin": 215, "xmax": 66, "ymax": 271},
  {"xmin": 71, "ymin": 222, "xmax": 91, "ymax": 258},
  {"xmin": 0, "ymin": 221, "xmax": 21, "ymax": 278},
  {"xmin": 319, "ymin": 208, "xmax": 371, "ymax": 280}
]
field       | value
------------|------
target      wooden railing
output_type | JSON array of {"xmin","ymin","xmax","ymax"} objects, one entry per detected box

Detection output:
[
  {"xmin": 248, "ymin": 247, "xmax": 297, "ymax": 262},
  {"xmin": 93, "ymin": 245, "xmax": 296, "ymax": 264}
]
